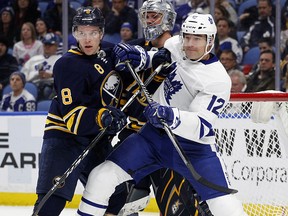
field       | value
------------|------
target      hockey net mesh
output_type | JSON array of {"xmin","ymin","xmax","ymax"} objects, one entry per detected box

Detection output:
[{"xmin": 214, "ymin": 92, "xmax": 288, "ymax": 216}]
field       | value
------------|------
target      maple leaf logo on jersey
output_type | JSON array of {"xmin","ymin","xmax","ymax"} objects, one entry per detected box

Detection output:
[{"xmin": 164, "ymin": 72, "xmax": 182, "ymax": 105}]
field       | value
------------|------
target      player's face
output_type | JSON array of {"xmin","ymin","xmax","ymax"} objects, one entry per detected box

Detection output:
[
  {"xmin": 182, "ymin": 34, "xmax": 207, "ymax": 60},
  {"xmin": 144, "ymin": 11, "xmax": 163, "ymax": 27},
  {"xmin": 75, "ymin": 26, "xmax": 103, "ymax": 55},
  {"xmin": 10, "ymin": 75, "xmax": 24, "ymax": 91}
]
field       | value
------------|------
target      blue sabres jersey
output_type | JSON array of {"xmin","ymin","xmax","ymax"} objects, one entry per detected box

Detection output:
[{"xmin": 43, "ymin": 48, "xmax": 124, "ymax": 140}]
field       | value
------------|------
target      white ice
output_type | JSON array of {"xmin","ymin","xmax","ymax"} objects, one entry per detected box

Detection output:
[{"xmin": 0, "ymin": 206, "xmax": 160, "ymax": 216}]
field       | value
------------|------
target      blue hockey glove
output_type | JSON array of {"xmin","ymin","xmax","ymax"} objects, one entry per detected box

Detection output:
[
  {"xmin": 152, "ymin": 48, "xmax": 174, "ymax": 76},
  {"xmin": 144, "ymin": 102, "xmax": 180, "ymax": 129},
  {"xmin": 113, "ymin": 43, "xmax": 150, "ymax": 72},
  {"xmin": 96, "ymin": 106, "xmax": 127, "ymax": 135}
]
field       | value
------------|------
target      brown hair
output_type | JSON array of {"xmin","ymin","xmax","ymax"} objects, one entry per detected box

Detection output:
[{"xmin": 21, "ymin": 22, "xmax": 37, "ymax": 42}]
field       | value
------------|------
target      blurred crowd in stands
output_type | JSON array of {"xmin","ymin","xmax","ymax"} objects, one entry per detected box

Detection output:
[{"xmin": 0, "ymin": 0, "xmax": 288, "ymax": 112}]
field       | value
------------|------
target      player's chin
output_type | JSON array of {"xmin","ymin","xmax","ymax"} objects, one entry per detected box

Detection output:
[{"xmin": 83, "ymin": 48, "xmax": 97, "ymax": 56}]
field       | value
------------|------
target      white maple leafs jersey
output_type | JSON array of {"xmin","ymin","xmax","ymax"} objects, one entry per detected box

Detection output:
[
  {"xmin": 21, "ymin": 54, "xmax": 61, "ymax": 81},
  {"xmin": 0, "ymin": 89, "xmax": 36, "ymax": 111},
  {"xmin": 152, "ymin": 35, "xmax": 231, "ymax": 144}
]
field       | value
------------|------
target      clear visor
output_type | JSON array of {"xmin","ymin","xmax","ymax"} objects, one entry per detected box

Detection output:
[{"xmin": 73, "ymin": 30, "xmax": 101, "ymax": 40}]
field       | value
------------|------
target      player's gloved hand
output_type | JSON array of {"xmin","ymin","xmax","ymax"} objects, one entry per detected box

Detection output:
[
  {"xmin": 152, "ymin": 48, "xmax": 175, "ymax": 77},
  {"xmin": 144, "ymin": 101, "xmax": 180, "ymax": 129},
  {"xmin": 113, "ymin": 43, "xmax": 150, "ymax": 72},
  {"xmin": 96, "ymin": 106, "xmax": 127, "ymax": 135}
]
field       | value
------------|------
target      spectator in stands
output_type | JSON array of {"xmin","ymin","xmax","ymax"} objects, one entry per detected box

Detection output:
[
  {"xmin": 0, "ymin": 36, "xmax": 18, "ymax": 100},
  {"xmin": 173, "ymin": 0, "xmax": 209, "ymax": 34},
  {"xmin": 246, "ymin": 50, "xmax": 275, "ymax": 92},
  {"xmin": 225, "ymin": 69, "xmax": 248, "ymax": 113},
  {"xmin": 280, "ymin": 53, "xmax": 288, "ymax": 92},
  {"xmin": 0, "ymin": 71, "xmax": 36, "ymax": 111},
  {"xmin": 21, "ymin": 33, "xmax": 61, "ymax": 100},
  {"xmin": 240, "ymin": 0, "xmax": 275, "ymax": 53},
  {"xmin": 229, "ymin": 69, "xmax": 247, "ymax": 92},
  {"xmin": 35, "ymin": 18, "xmax": 49, "ymax": 41},
  {"xmin": 120, "ymin": 22, "xmax": 134, "ymax": 43},
  {"xmin": 219, "ymin": 50, "xmax": 241, "ymax": 73},
  {"xmin": 214, "ymin": 4, "xmax": 230, "ymax": 23},
  {"xmin": 43, "ymin": 0, "xmax": 76, "ymax": 35},
  {"xmin": 82, "ymin": 0, "xmax": 111, "ymax": 18},
  {"xmin": 216, "ymin": 0, "xmax": 238, "ymax": 26},
  {"xmin": 12, "ymin": 0, "xmax": 41, "ymax": 42},
  {"xmin": 238, "ymin": 2, "xmax": 258, "ymax": 32},
  {"xmin": 12, "ymin": 22, "xmax": 43, "ymax": 67},
  {"xmin": 105, "ymin": 0, "xmax": 138, "ymax": 41},
  {"xmin": 280, "ymin": 1, "xmax": 288, "ymax": 55},
  {"xmin": 0, "ymin": 6, "xmax": 15, "ymax": 50},
  {"xmin": 216, "ymin": 17, "xmax": 243, "ymax": 64},
  {"xmin": 214, "ymin": 4, "xmax": 237, "ymax": 40},
  {"xmin": 246, "ymin": 37, "xmax": 274, "ymax": 73}
]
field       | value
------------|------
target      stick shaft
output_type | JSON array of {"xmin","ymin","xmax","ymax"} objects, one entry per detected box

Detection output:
[{"xmin": 126, "ymin": 62, "xmax": 237, "ymax": 194}]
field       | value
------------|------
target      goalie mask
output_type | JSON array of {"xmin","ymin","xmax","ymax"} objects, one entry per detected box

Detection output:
[
  {"xmin": 180, "ymin": 13, "xmax": 217, "ymax": 61},
  {"xmin": 72, "ymin": 6, "xmax": 105, "ymax": 35},
  {"xmin": 138, "ymin": 0, "xmax": 176, "ymax": 41}
]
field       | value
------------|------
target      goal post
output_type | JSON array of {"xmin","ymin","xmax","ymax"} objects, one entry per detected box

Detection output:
[{"xmin": 215, "ymin": 92, "xmax": 288, "ymax": 216}]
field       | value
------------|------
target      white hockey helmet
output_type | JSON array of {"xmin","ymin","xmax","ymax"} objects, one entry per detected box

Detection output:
[
  {"xmin": 181, "ymin": 13, "xmax": 217, "ymax": 46},
  {"xmin": 138, "ymin": 0, "xmax": 176, "ymax": 41},
  {"xmin": 181, "ymin": 13, "xmax": 217, "ymax": 61}
]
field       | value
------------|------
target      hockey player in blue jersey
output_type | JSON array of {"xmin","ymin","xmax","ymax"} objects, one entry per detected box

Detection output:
[
  {"xmin": 32, "ymin": 7, "xmax": 149, "ymax": 216},
  {"xmin": 0, "ymin": 71, "xmax": 36, "ymax": 111},
  {"xmin": 77, "ymin": 13, "xmax": 248, "ymax": 216}
]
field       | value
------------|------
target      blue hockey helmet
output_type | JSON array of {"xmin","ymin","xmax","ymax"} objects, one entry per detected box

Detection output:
[{"xmin": 72, "ymin": 6, "xmax": 105, "ymax": 33}]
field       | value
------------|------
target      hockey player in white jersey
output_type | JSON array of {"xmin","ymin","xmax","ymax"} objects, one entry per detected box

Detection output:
[{"xmin": 76, "ymin": 13, "xmax": 248, "ymax": 216}]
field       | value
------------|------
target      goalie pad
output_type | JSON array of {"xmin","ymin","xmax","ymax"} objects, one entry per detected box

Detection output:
[
  {"xmin": 251, "ymin": 101, "xmax": 275, "ymax": 123},
  {"xmin": 117, "ymin": 186, "xmax": 150, "ymax": 216},
  {"xmin": 150, "ymin": 169, "xmax": 206, "ymax": 216}
]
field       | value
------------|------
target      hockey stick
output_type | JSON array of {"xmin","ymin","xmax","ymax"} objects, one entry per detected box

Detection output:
[
  {"xmin": 126, "ymin": 62, "xmax": 238, "ymax": 194},
  {"xmin": 121, "ymin": 63, "xmax": 165, "ymax": 110},
  {"xmin": 32, "ymin": 65, "xmax": 163, "ymax": 216},
  {"xmin": 32, "ymin": 129, "xmax": 107, "ymax": 216}
]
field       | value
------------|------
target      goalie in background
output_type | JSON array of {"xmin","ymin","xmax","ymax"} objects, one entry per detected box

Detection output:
[{"xmin": 76, "ymin": 13, "xmax": 248, "ymax": 216}]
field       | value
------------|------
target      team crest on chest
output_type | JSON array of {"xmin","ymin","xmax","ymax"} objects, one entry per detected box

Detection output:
[
  {"xmin": 171, "ymin": 199, "xmax": 182, "ymax": 215},
  {"xmin": 164, "ymin": 72, "xmax": 183, "ymax": 105},
  {"xmin": 101, "ymin": 71, "xmax": 123, "ymax": 107}
]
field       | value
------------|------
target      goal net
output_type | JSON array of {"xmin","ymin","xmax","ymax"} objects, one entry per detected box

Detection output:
[{"xmin": 214, "ymin": 92, "xmax": 288, "ymax": 216}]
